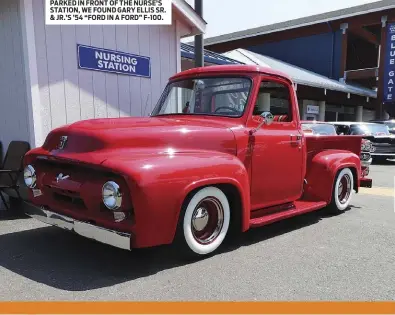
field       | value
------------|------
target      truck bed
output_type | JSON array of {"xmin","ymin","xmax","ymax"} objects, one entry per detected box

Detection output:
[{"xmin": 305, "ymin": 135, "xmax": 362, "ymax": 162}]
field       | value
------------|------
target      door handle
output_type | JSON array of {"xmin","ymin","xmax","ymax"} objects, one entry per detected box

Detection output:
[{"xmin": 290, "ymin": 134, "xmax": 302, "ymax": 146}]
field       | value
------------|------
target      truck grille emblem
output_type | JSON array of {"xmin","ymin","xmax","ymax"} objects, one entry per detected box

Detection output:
[{"xmin": 58, "ymin": 136, "xmax": 68, "ymax": 149}]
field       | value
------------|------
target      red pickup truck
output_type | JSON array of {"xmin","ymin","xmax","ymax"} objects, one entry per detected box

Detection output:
[{"xmin": 23, "ymin": 65, "xmax": 372, "ymax": 258}]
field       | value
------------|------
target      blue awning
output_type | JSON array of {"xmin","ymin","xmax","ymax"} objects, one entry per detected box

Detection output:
[{"xmin": 181, "ymin": 43, "xmax": 241, "ymax": 65}]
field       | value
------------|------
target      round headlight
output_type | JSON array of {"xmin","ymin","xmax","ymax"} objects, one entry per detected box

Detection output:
[
  {"xmin": 361, "ymin": 140, "xmax": 372, "ymax": 152},
  {"xmin": 23, "ymin": 165, "xmax": 36, "ymax": 188},
  {"xmin": 102, "ymin": 181, "xmax": 122, "ymax": 210}
]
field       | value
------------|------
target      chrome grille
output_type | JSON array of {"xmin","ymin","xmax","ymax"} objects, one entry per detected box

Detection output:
[{"xmin": 372, "ymin": 143, "xmax": 395, "ymax": 154}]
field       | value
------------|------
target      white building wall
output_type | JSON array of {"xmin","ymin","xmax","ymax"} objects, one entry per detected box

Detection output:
[
  {"xmin": 31, "ymin": 0, "xmax": 179, "ymax": 147},
  {"xmin": 0, "ymin": 0, "xmax": 30, "ymax": 152}
]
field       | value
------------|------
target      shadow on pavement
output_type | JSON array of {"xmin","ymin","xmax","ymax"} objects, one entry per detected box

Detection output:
[
  {"xmin": 0, "ymin": 208, "xmax": 341, "ymax": 292},
  {"xmin": 0, "ymin": 211, "xmax": 30, "ymax": 221}
]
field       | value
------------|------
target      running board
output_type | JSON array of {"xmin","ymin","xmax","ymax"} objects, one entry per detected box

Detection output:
[{"xmin": 249, "ymin": 200, "xmax": 327, "ymax": 228}]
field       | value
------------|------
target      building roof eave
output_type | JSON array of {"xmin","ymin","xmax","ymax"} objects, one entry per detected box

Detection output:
[
  {"xmin": 172, "ymin": 0, "xmax": 207, "ymax": 37},
  {"xmin": 181, "ymin": 43, "xmax": 240, "ymax": 65},
  {"xmin": 199, "ymin": 0, "xmax": 395, "ymax": 47},
  {"xmin": 179, "ymin": 43, "xmax": 377, "ymax": 99},
  {"xmin": 222, "ymin": 48, "xmax": 377, "ymax": 99}
]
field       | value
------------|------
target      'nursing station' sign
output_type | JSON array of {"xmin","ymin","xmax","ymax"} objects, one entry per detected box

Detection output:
[
  {"xmin": 77, "ymin": 44, "xmax": 151, "ymax": 78},
  {"xmin": 383, "ymin": 23, "xmax": 395, "ymax": 103}
]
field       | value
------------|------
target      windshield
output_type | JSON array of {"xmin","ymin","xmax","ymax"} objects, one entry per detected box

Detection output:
[
  {"xmin": 301, "ymin": 123, "xmax": 337, "ymax": 135},
  {"xmin": 151, "ymin": 77, "xmax": 252, "ymax": 117},
  {"xmin": 350, "ymin": 124, "xmax": 390, "ymax": 136}
]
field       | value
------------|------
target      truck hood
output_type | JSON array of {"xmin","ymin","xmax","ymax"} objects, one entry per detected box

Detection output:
[{"xmin": 37, "ymin": 117, "xmax": 238, "ymax": 163}]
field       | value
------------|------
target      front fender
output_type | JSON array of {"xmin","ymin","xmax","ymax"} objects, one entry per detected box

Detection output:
[
  {"xmin": 101, "ymin": 150, "xmax": 250, "ymax": 248},
  {"xmin": 304, "ymin": 150, "xmax": 361, "ymax": 203}
]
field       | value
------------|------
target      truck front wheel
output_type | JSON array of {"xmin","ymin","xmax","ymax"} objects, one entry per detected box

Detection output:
[
  {"xmin": 175, "ymin": 186, "xmax": 230, "ymax": 258},
  {"xmin": 328, "ymin": 168, "xmax": 354, "ymax": 214}
]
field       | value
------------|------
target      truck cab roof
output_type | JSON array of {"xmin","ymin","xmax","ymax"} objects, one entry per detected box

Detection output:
[{"xmin": 169, "ymin": 64, "xmax": 292, "ymax": 83}]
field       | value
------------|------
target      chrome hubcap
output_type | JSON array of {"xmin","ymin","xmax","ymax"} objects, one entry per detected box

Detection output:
[
  {"xmin": 338, "ymin": 174, "xmax": 351, "ymax": 204},
  {"xmin": 191, "ymin": 197, "xmax": 224, "ymax": 245},
  {"xmin": 192, "ymin": 207, "xmax": 209, "ymax": 231}
]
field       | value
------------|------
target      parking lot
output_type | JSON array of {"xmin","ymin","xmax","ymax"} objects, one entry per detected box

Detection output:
[{"xmin": 0, "ymin": 162, "xmax": 394, "ymax": 301}]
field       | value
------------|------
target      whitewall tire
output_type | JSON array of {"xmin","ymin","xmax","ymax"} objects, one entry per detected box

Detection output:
[
  {"xmin": 329, "ymin": 168, "xmax": 354, "ymax": 213},
  {"xmin": 179, "ymin": 186, "xmax": 230, "ymax": 256}
]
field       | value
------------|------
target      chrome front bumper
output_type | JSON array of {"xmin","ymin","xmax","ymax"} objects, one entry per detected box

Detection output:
[
  {"xmin": 361, "ymin": 158, "xmax": 372, "ymax": 167},
  {"xmin": 25, "ymin": 205, "xmax": 131, "ymax": 250}
]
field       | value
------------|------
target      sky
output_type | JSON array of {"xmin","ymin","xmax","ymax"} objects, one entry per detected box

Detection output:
[{"xmin": 183, "ymin": 0, "xmax": 382, "ymax": 41}]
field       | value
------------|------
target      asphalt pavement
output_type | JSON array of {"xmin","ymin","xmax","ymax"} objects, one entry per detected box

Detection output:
[{"xmin": 0, "ymin": 161, "xmax": 394, "ymax": 301}]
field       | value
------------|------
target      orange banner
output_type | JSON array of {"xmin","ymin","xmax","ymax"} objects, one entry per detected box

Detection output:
[{"xmin": 0, "ymin": 302, "xmax": 394, "ymax": 314}]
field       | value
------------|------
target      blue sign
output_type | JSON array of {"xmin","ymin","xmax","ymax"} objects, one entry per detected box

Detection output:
[
  {"xmin": 77, "ymin": 44, "xmax": 151, "ymax": 78},
  {"xmin": 383, "ymin": 23, "xmax": 395, "ymax": 103}
]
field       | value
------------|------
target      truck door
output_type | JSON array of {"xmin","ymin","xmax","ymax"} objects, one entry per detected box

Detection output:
[{"xmin": 248, "ymin": 77, "xmax": 305, "ymax": 210}]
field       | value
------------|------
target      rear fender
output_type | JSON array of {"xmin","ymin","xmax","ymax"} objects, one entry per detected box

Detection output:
[
  {"xmin": 303, "ymin": 150, "xmax": 361, "ymax": 203},
  {"xmin": 101, "ymin": 151, "xmax": 251, "ymax": 248}
]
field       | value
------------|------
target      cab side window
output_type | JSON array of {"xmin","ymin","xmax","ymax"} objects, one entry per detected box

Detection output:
[{"xmin": 253, "ymin": 80, "xmax": 293, "ymax": 122}]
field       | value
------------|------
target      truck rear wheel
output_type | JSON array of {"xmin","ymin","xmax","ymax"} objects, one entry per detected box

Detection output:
[
  {"xmin": 175, "ymin": 186, "xmax": 230, "ymax": 258},
  {"xmin": 327, "ymin": 168, "xmax": 354, "ymax": 214}
]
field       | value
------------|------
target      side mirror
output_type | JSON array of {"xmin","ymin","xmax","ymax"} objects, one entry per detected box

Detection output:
[{"xmin": 249, "ymin": 111, "xmax": 274, "ymax": 135}]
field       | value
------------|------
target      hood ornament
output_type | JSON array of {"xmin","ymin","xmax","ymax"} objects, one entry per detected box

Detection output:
[
  {"xmin": 58, "ymin": 136, "xmax": 68, "ymax": 150},
  {"xmin": 56, "ymin": 173, "xmax": 70, "ymax": 182}
]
